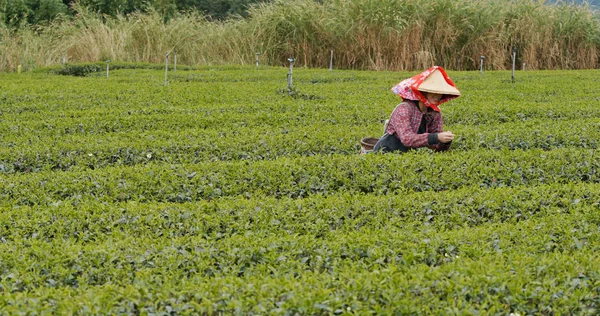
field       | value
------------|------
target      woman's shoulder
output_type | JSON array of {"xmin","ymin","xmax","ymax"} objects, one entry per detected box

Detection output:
[{"xmin": 394, "ymin": 100, "xmax": 418, "ymax": 112}]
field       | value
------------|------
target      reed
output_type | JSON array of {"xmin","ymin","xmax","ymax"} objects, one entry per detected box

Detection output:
[{"xmin": 1, "ymin": 0, "xmax": 599, "ymax": 71}]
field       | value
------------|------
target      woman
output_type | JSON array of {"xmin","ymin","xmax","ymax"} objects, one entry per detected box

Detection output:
[{"xmin": 373, "ymin": 66, "xmax": 460, "ymax": 153}]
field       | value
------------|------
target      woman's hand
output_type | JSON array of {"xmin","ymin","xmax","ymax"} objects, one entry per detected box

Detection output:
[{"xmin": 438, "ymin": 131, "xmax": 455, "ymax": 143}]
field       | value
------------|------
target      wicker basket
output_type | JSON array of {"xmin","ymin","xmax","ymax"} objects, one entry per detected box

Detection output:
[{"xmin": 360, "ymin": 137, "xmax": 379, "ymax": 154}]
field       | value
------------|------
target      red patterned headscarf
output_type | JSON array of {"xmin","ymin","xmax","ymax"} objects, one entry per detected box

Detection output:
[{"xmin": 390, "ymin": 66, "xmax": 459, "ymax": 112}]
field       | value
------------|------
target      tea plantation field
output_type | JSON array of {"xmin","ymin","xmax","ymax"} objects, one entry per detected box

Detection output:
[{"xmin": 1, "ymin": 65, "xmax": 599, "ymax": 314}]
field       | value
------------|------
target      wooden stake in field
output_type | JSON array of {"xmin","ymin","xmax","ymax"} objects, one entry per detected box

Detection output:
[
  {"xmin": 511, "ymin": 48, "xmax": 516, "ymax": 83},
  {"xmin": 522, "ymin": 62, "xmax": 526, "ymax": 71},
  {"xmin": 329, "ymin": 50, "xmax": 333, "ymax": 72},
  {"xmin": 106, "ymin": 59, "xmax": 110, "ymax": 77},
  {"xmin": 287, "ymin": 58, "xmax": 295, "ymax": 94},
  {"xmin": 255, "ymin": 52, "xmax": 260, "ymax": 68},
  {"xmin": 480, "ymin": 56, "xmax": 485, "ymax": 74},
  {"xmin": 62, "ymin": 55, "xmax": 66, "ymax": 65},
  {"xmin": 164, "ymin": 52, "xmax": 169, "ymax": 86}
]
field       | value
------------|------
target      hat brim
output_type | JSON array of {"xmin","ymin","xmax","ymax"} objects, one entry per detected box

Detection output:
[
  {"xmin": 417, "ymin": 69, "xmax": 461, "ymax": 96},
  {"xmin": 390, "ymin": 66, "xmax": 460, "ymax": 112}
]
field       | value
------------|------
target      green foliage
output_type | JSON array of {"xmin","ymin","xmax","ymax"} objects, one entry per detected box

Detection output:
[
  {"xmin": 1, "ymin": 0, "xmax": 67, "ymax": 26},
  {"xmin": 76, "ymin": 0, "xmax": 148, "ymax": 17},
  {"xmin": 1, "ymin": 0, "xmax": 270, "ymax": 25},
  {"xmin": 0, "ymin": 66, "xmax": 599, "ymax": 313},
  {"xmin": 55, "ymin": 63, "xmax": 104, "ymax": 76},
  {"xmin": 178, "ymin": 0, "xmax": 271, "ymax": 20},
  {"xmin": 3, "ymin": 0, "xmax": 30, "ymax": 26},
  {"xmin": 27, "ymin": 0, "xmax": 68, "ymax": 24}
]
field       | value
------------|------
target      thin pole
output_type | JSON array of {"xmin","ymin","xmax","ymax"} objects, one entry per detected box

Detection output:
[
  {"xmin": 329, "ymin": 49, "xmax": 333, "ymax": 72},
  {"xmin": 106, "ymin": 59, "xmax": 110, "ymax": 77},
  {"xmin": 174, "ymin": 51, "xmax": 177, "ymax": 74},
  {"xmin": 287, "ymin": 58, "xmax": 295, "ymax": 93},
  {"xmin": 511, "ymin": 48, "xmax": 516, "ymax": 83},
  {"xmin": 164, "ymin": 53, "xmax": 169, "ymax": 86},
  {"xmin": 480, "ymin": 56, "xmax": 485, "ymax": 74},
  {"xmin": 255, "ymin": 52, "xmax": 260, "ymax": 68},
  {"xmin": 522, "ymin": 62, "xmax": 526, "ymax": 71}
]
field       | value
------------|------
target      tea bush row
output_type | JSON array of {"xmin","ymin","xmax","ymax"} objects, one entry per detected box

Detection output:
[
  {"xmin": 1, "ymin": 181, "xmax": 598, "ymax": 242},
  {"xmin": 0, "ymin": 117, "xmax": 597, "ymax": 173},
  {"xmin": 1, "ymin": 148, "xmax": 598, "ymax": 205}
]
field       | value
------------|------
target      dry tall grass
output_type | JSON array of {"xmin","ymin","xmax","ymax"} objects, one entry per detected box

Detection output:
[{"xmin": 1, "ymin": 0, "xmax": 599, "ymax": 72}]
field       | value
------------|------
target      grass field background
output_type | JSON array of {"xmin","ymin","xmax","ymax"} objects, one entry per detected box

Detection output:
[{"xmin": 0, "ymin": 65, "xmax": 599, "ymax": 314}]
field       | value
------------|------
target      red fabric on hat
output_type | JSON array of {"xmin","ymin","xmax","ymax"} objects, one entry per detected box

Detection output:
[{"xmin": 390, "ymin": 66, "xmax": 459, "ymax": 112}]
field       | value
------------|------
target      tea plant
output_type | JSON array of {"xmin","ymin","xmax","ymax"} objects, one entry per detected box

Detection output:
[{"xmin": 0, "ymin": 66, "xmax": 599, "ymax": 314}]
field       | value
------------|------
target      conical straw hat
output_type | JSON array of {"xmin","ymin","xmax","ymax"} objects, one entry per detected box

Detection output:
[{"xmin": 417, "ymin": 69, "xmax": 461, "ymax": 96}]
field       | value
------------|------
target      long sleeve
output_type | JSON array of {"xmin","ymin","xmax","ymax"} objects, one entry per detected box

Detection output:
[{"xmin": 427, "ymin": 113, "xmax": 452, "ymax": 152}]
